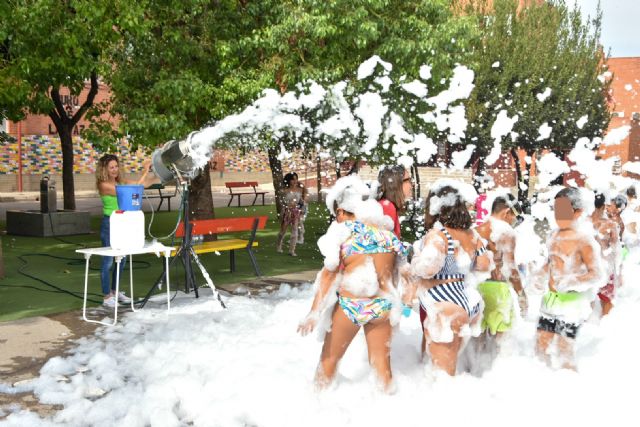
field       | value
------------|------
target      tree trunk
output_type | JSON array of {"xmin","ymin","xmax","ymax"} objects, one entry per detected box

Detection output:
[
  {"xmin": 511, "ymin": 147, "xmax": 527, "ymax": 208},
  {"xmin": 473, "ymin": 156, "xmax": 486, "ymax": 192},
  {"xmin": 189, "ymin": 167, "xmax": 214, "ymax": 219},
  {"xmin": 49, "ymin": 73, "xmax": 100, "ymax": 211},
  {"xmin": 316, "ymin": 154, "xmax": 322, "ymax": 203},
  {"xmin": 411, "ymin": 159, "xmax": 420, "ymax": 200},
  {"xmin": 268, "ymin": 144, "xmax": 284, "ymax": 217},
  {"xmin": 188, "ymin": 167, "xmax": 215, "ymax": 241},
  {"xmin": 59, "ymin": 126, "xmax": 76, "ymax": 211},
  {"xmin": 549, "ymin": 149, "xmax": 565, "ymax": 186}
]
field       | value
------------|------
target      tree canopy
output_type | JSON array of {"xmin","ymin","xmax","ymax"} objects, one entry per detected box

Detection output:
[
  {"xmin": 0, "ymin": 0, "xmax": 142, "ymax": 208},
  {"xmin": 103, "ymin": 0, "xmax": 479, "ymax": 214},
  {"xmin": 462, "ymin": 0, "xmax": 610, "ymax": 202}
]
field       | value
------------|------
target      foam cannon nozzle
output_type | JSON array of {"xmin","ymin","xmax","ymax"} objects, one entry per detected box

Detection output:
[{"xmin": 151, "ymin": 133, "xmax": 200, "ymax": 184}]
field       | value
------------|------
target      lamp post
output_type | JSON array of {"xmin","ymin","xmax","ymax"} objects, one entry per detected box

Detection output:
[{"xmin": 17, "ymin": 121, "xmax": 23, "ymax": 193}]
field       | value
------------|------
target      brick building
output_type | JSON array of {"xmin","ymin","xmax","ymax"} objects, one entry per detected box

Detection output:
[
  {"xmin": 481, "ymin": 57, "xmax": 640, "ymax": 187},
  {"xmin": 598, "ymin": 57, "xmax": 640, "ymax": 165}
]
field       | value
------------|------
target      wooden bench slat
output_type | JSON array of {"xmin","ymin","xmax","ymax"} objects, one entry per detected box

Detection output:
[
  {"xmin": 174, "ymin": 215, "xmax": 267, "ymax": 276},
  {"xmin": 225, "ymin": 181, "xmax": 259, "ymax": 188},
  {"xmin": 176, "ymin": 216, "xmax": 267, "ymax": 238},
  {"xmin": 224, "ymin": 181, "xmax": 268, "ymax": 207},
  {"xmin": 171, "ymin": 239, "xmax": 258, "ymax": 255}
]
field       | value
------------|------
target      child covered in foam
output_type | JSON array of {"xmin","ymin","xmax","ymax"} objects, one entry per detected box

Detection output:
[
  {"xmin": 475, "ymin": 192, "xmax": 527, "ymax": 336},
  {"xmin": 590, "ymin": 192, "xmax": 622, "ymax": 316},
  {"xmin": 533, "ymin": 187, "xmax": 604, "ymax": 370},
  {"xmin": 297, "ymin": 175, "xmax": 410, "ymax": 392},
  {"xmin": 403, "ymin": 179, "xmax": 492, "ymax": 376}
]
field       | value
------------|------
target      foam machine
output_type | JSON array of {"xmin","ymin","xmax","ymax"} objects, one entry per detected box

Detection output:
[{"xmin": 140, "ymin": 133, "xmax": 226, "ymax": 308}]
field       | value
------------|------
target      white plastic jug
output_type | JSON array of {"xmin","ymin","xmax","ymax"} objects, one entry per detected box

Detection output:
[{"xmin": 110, "ymin": 210, "xmax": 145, "ymax": 250}]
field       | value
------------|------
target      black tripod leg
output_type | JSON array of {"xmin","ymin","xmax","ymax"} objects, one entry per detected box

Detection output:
[
  {"xmin": 246, "ymin": 247, "xmax": 262, "ymax": 276},
  {"xmin": 181, "ymin": 247, "xmax": 200, "ymax": 297},
  {"xmin": 139, "ymin": 249, "xmax": 180, "ymax": 308},
  {"xmin": 191, "ymin": 261, "xmax": 199, "ymax": 298}
]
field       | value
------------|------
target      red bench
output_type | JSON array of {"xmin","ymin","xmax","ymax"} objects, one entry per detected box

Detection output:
[
  {"xmin": 225, "ymin": 181, "xmax": 268, "ymax": 207},
  {"xmin": 175, "ymin": 216, "xmax": 268, "ymax": 276}
]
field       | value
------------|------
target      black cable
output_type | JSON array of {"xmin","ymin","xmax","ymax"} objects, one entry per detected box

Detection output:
[
  {"xmin": 15, "ymin": 253, "xmax": 103, "ymax": 304},
  {"xmin": 12, "ymin": 253, "xmax": 153, "ymax": 304},
  {"xmin": 47, "ymin": 210, "xmax": 86, "ymax": 247},
  {"xmin": 52, "ymin": 235, "xmax": 85, "ymax": 247},
  {"xmin": 11, "ymin": 191, "xmax": 183, "ymax": 306},
  {"xmin": 20, "ymin": 253, "xmax": 151, "ymax": 271}
]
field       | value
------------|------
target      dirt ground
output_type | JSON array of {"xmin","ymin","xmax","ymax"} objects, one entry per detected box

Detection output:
[
  {"xmin": 0, "ymin": 271, "xmax": 316, "ymax": 421},
  {"xmin": 0, "ymin": 310, "xmax": 99, "ymax": 418}
]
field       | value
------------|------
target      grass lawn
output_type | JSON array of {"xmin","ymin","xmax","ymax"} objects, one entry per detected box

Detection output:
[{"xmin": 0, "ymin": 203, "xmax": 329, "ymax": 322}]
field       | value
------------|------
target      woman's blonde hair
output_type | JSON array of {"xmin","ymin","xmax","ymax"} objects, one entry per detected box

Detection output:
[{"xmin": 96, "ymin": 154, "xmax": 122, "ymax": 188}]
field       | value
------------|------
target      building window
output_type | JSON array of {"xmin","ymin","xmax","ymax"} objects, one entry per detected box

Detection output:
[
  {"xmin": 612, "ymin": 157, "xmax": 622, "ymax": 175},
  {"xmin": 0, "ymin": 118, "xmax": 7, "ymax": 133}
]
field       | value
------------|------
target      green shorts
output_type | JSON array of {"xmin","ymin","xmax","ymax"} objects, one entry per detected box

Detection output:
[
  {"xmin": 540, "ymin": 290, "xmax": 592, "ymax": 324},
  {"xmin": 622, "ymin": 246, "xmax": 629, "ymax": 261},
  {"xmin": 477, "ymin": 281, "xmax": 515, "ymax": 335}
]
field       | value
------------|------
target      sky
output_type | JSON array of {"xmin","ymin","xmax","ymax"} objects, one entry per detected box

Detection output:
[{"xmin": 575, "ymin": 0, "xmax": 640, "ymax": 57}]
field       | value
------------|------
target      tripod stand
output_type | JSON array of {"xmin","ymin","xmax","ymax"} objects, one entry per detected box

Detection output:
[{"xmin": 139, "ymin": 179, "xmax": 226, "ymax": 309}]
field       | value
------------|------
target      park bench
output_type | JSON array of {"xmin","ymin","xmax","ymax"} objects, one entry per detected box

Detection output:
[
  {"xmin": 145, "ymin": 183, "xmax": 178, "ymax": 211},
  {"xmin": 225, "ymin": 181, "xmax": 268, "ymax": 207},
  {"xmin": 174, "ymin": 216, "xmax": 268, "ymax": 276}
]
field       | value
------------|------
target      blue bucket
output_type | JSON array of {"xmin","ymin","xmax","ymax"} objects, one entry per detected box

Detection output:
[{"xmin": 116, "ymin": 184, "xmax": 144, "ymax": 211}]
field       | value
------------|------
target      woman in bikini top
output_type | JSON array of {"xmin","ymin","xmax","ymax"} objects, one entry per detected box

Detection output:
[
  {"xmin": 335, "ymin": 219, "xmax": 409, "ymax": 326},
  {"xmin": 297, "ymin": 175, "xmax": 409, "ymax": 392}
]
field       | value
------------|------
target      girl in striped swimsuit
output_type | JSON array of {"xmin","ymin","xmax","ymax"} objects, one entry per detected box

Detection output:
[{"xmin": 404, "ymin": 182, "xmax": 491, "ymax": 376}]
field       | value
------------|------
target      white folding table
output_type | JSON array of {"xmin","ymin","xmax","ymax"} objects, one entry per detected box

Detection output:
[{"xmin": 77, "ymin": 242, "xmax": 173, "ymax": 326}]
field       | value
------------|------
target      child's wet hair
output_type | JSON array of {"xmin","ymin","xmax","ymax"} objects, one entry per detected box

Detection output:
[
  {"xmin": 594, "ymin": 192, "xmax": 606, "ymax": 209},
  {"xmin": 555, "ymin": 187, "xmax": 582, "ymax": 211},
  {"xmin": 611, "ymin": 194, "xmax": 627, "ymax": 210}
]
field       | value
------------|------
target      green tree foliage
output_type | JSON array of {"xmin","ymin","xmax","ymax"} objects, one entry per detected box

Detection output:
[
  {"xmin": 0, "ymin": 0, "xmax": 141, "ymax": 209},
  {"xmin": 106, "ymin": 0, "xmax": 478, "ymax": 216},
  {"xmin": 463, "ymin": 0, "xmax": 610, "ymax": 205},
  {"xmin": 240, "ymin": 0, "xmax": 478, "ymax": 209},
  {"xmin": 103, "ymin": 0, "xmax": 279, "ymax": 219}
]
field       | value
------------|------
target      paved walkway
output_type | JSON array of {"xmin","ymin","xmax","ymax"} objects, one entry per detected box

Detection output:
[
  {"xmin": 0, "ymin": 186, "xmax": 292, "ymax": 221},
  {"xmin": 0, "ymin": 269, "xmax": 317, "ymax": 418}
]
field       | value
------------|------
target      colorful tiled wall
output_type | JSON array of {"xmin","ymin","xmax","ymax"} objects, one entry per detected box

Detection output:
[
  {"xmin": 0, "ymin": 135, "xmax": 333, "ymax": 175},
  {"xmin": 222, "ymin": 150, "xmax": 327, "ymax": 173},
  {"xmin": 0, "ymin": 136, "xmax": 148, "ymax": 174}
]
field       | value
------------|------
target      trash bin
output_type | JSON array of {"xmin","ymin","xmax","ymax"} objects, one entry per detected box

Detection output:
[{"xmin": 40, "ymin": 176, "xmax": 57, "ymax": 213}]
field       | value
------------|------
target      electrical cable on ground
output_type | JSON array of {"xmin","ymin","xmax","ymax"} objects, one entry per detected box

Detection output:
[
  {"xmin": 11, "ymin": 253, "xmax": 152, "ymax": 305},
  {"xmin": 5, "ymin": 190, "xmax": 186, "ymax": 307}
]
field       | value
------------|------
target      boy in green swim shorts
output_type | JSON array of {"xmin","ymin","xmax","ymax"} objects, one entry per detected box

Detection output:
[
  {"xmin": 533, "ymin": 187, "xmax": 604, "ymax": 370},
  {"xmin": 476, "ymin": 194, "xmax": 526, "ymax": 336}
]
